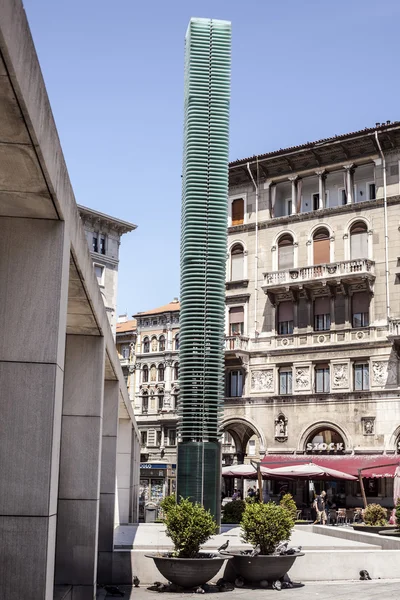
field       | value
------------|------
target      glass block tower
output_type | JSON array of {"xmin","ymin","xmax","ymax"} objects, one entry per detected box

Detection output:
[{"xmin": 177, "ymin": 17, "xmax": 231, "ymax": 521}]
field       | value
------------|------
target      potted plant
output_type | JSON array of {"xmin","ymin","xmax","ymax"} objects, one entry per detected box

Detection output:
[
  {"xmin": 146, "ymin": 497, "xmax": 232, "ymax": 588},
  {"xmin": 353, "ymin": 503, "xmax": 396, "ymax": 534},
  {"xmin": 227, "ymin": 502, "xmax": 304, "ymax": 583},
  {"xmin": 222, "ymin": 499, "xmax": 246, "ymax": 524},
  {"xmin": 280, "ymin": 493, "xmax": 297, "ymax": 522},
  {"xmin": 379, "ymin": 497, "xmax": 400, "ymax": 537}
]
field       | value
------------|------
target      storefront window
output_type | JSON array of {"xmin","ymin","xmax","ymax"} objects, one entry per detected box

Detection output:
[{"xmin": 306, "ymin": 428, "xmax": 345, "ymax": 453}]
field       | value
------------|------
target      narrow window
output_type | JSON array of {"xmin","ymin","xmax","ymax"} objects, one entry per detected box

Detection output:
[
  {"xmin": 168, "ymin": 429, "xmax": 177, "ymax": 446},
  {"xmin": 159, "ymin": 336, "xmax": 165, "ymax": 351},
  {"xmin": 100, "ymin": 235, "xmax": 106, "ymax": 255},
  {"xmin": 315, "ymin": 365, "xmax": 330, "ymax": 393},
  {"xmin": 142, "ymin": 394, "xmax": 148, "ymax": 415},
  {"xmin": 231, "ymin": 244, "xmax": 244, "ymax": 280},
  {"xmin": 156, "ymin": 431, "xmax": 162, "ymax": 446},
  {"xmin": 227, "ymin": 370, "xmax": 243, "ymax": 397},
  {"xmin": 313, "ymin": 228, "xmax": 330, "ymax": 264},
  {"xmin": 150, "ymin": 365, "xmax": 157, "ymax": 382},
  {"xmin": 352, "ymin": 292, "xmax": 370, "ymax": 328},
  {"xmin": 174, "ymin": 335, "xmax": 180, "ymax": 350},
  {"xmin": 341, "ymin": 189, "xmax": 347, "ymax": 205},
  {"xmin": 279, "ymin": 369, "xmax": 292, "ymax": 394},
  {"xmin": 278, "ymin": 234, "xmax": 294, "ymax": 269},
  {"xmin": 231, "ymin": 198, "xmax": 244, "ymax": 226},
  {"xmin": 158, "ymin": 394, "xmax": 164, "ymax": 411},
  {"xmin": 354, "ymin": 364, "xmax": 369, "ymax": 391},
  {"xmin": 141, "ymin": 430, "xmax": 147, "ymax": 445},
  {"xmin": 174, "ymin": 362, "xmax": 179, "ymax": 380},
  {"xmin": 314, "ymin": 297, "xmax": 331, "ymax": 331},
  {"xmin": 368, "ymin": 183, "xmax": 376, "ymax": 200},
  {"xmin": 143, "ymin": 338, "xmax": 150, "ymax": 353},
  {"xmin": 350, "ymin": 222, "xmax": 368, "ymax": 259},
  {"xmin": 229, "ymin": 306, "xmax": 244, "ymax": 336},
  {"xmin": 158, "ymin": 364, "xmax": 165, "ymax": 381},
  {"xmin": 92, "ymin": 233, "xmax": 98, "ymax": 253},
  {"xmin": 313, "ymin": 193, "xmax": 320, "ymax": 211},
  {"xmin": 287, "ymin": 199, "xmax": 292, "ymax": 216},
  {"xmin": 142, "ymin": 365, "xmax": 149, "ymax": 383},
  {"xmin": 278, "ymin": 301, "xmax": 294, "ymax": 335}
]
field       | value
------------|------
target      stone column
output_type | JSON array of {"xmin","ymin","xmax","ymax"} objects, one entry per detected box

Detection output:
[
  {"xmin": 0, "ymin": 217, "xmax": 69, "ymax": 600},
  {"xmin": 97, "ymin": 380, "xmax": 119, "ymax": 584},
  {"xmin": 316, "ymin": 169, "xmax": 327, "ymax": 209},
  {"xmin": 55, "ymin": 334, "xmax": 105, "ymax": 600},
  {"xmin": 116, "ymin": 419, "xmax": 133, "ymax": 525},
  {"xmin": 344, "ymin": 164, "xmax": 355, "ymax": 204},
  {"xmin": 289, "ymin": 175, "xmax": 298, "ymax": 214}
]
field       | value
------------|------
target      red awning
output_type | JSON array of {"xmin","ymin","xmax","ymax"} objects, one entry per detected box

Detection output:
[{"xmin": 261, "ymin": 455, "xmax": 400, "ymax": 478}]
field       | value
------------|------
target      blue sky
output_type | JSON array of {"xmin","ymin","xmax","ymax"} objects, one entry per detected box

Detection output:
[{"xmin": 24, "ymin": 0, "xmax": 400, "ymax": 316}]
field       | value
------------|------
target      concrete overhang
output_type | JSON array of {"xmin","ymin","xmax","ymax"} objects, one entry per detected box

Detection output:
[{"xmin": 0, "ymin": 0, "xmax": 137, "ymax": 435}]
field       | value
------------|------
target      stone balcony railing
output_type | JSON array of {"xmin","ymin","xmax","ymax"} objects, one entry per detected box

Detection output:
[
  {"xmin": 263, "ymin": 258, "xmax": 375, "ymax": 289},
  {"xmin": 389, "ymin": 319, "xmax": 400, "ymax": 338},
  {"xmin": 225, "ymin": 335, "xmax": 249, "ymax": 351}
]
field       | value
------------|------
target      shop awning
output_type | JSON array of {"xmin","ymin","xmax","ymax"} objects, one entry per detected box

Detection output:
[{"xmin": 261, "ymin": 455, "xmax": 400, "ymax": 478}]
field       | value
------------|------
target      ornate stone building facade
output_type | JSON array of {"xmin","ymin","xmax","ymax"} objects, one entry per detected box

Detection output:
[
  {"xmin": 78, "ymin": 205, "xmax": 136, "ymax": 335},
  {"xmin": 223, "ymin": 122, "xmax": 400, "ymax": 505}
]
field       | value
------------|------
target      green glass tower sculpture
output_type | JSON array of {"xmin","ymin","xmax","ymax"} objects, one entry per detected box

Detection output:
[{"xmin": 177, "ymin": 17, "xmax": 231, "ymax": 521}]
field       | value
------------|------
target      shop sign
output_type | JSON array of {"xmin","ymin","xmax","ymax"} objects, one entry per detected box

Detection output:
[
  {"xmin": 140, "ymin": 463, "xmax": 167, "ymax": 469},
  {"xmin": 140, "ymin": 469, "xmax": 166, "ymax": 478},
  {"xmin": 306, "ymin": 442, "xmax": 344, "ymax": 452}
]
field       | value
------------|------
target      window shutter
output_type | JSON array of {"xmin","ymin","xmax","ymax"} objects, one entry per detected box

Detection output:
[
  {"xmin": 229, "ymin": 306, "xmax": 244, "ymax": 324},
  {"xmin": 313, "ymin": 238, "xmax": 330, "ymax": 264},
  {"xmin": 352, "ymin": 292, "xmax": 369, "ymax": 313},
  {"xmin": 278, "ymin": 244, "xmax": 294, "ymax": 269},
  {"xmin": 232, "ymin": 199, "xmax": 244, "ymax": 225},
  {"xmin": 335, "ymin": 295, "xmax": 346, "ymax": 325},
  {"xmin": 314, "ymin": 296, "xmax": 330, "ymax": 315},
  {"xmin": 278, "ymin": 301, "xmax": 293, "ymax": 322},
  {"xmin": 231, "ymin": 253, "xmax": 244, "ymax": 280},
  {"xmin": 297, "ymin": 298, "xmax": 309, "ymax": 329},
  {"xmin": 350, "ymin": 231, "xmax": 367, "ymax": 259}
]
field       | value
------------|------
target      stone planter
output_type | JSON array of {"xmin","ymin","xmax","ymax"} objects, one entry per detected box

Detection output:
[
  {"xmin": 352, "ymin": 525, "xmax": 397, "ymax": 534},
  {"xmin": 227, "ymin": 551, "xmax": 304, "ymax": 583},
  {"xmin": 145, "ymin": 553, "xmax": 231, "ymax": 588},
  {"xmin": 378, "ymin": 529, "xmax": 400, "ymax": 537},
  {"xmin": 295, "ymin": 521, "xmax": 313, "ymax": 526}
]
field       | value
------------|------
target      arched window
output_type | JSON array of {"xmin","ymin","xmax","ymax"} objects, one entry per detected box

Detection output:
[
  {"xmin": 143, "ymin": 337, "xmax": 150, "ymax": 353},
  {"xmin": 158, "ymin": 363, "xmax": 165, "ymax": 381},
  {"xmin": 150, "ymin": 364, "xmax": 157, "ymax": 382},
  {"xmin": 158, "ymin": 394, "xmax": 164, "ymax": 412},
  {"xmin": 142, "ymin": 391, "xmax": 148, "ymax": 414},
  {"xmin": 151, "ymin": 336, "xmax": 157, "ymax": 352},
  {"xmin": 232, "ymin": 198, "xmax": 244, "ymax": 226},
  {"xmin": 230, "ymin": 244, "xmax": 244, "ymax": 281},
  {"xmin": 142, "ymin": 365, "xmax": 149, "ymax": 383},
  {"xmin": 175, "ymin": 335, "xmax": 179, "ymax": 351},
  {"xmin": 174, "ymin": 362, "xmax": 179, "ymax": 380},
  {"xmin": 313, "ymin": 228, "xmax": 330, "ymax": 264},
  {"xmin": 350, "ymin": 221, "xmax": 368, "ymax": 259},
  {"xmin": 278, "ymin": 234, "xmax": 294, "ymax": 269},
  {"xmin": 159, "ymin": 335, "xmax": 165, "ymax": 352},
  {"xmin": 305, "ymin": 427, "xmax": 345, "ymax": 454}
]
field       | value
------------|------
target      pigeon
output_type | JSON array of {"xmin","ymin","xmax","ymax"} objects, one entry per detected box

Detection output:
[
  {"xmin": 194, "ymin": 586, "xmax": 205, "ymax": 593},
  {"xmin": 219, "ymin": 581, "xmax": 234, "ymax": 592},
  {"xmin": 103, "ymin": 585, "xmax": 125, "ymax": 597},
  {"xmin": 132, "ymin": 575, "xmax": 140, "ymax": 587},
  {"xmin": 286, "ymin": 546, "xmax": 302, "ymax": 555},
  {"xmin": 280, "ymin": 573, "xmax": 294, "ymax": 589},
  {"xmin": 218, "ymin": 540, "xmax": 230, "ymax": 552},
  {"xmin": 250, "ymin": 545, "xmax": 261, "ymax": 557},
  {"xmin": 276, "ymin": 541, "xmax": 288, "ymax": 555},
  {"xmin": 272, "ymin": 579, "xmax": 282, "ymax": 591},
  {"xmin": 360, "ymin": 569, "xmax": 372, "ymax": 580},
  {"xmin": 234, "ymin": 576, "xmax": 245, "ymax": 588}
]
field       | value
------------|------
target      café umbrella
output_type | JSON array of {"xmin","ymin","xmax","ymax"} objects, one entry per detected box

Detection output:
[{"xmin": 265, "ymin": 463, "xmax": 357, "ymax": 481}]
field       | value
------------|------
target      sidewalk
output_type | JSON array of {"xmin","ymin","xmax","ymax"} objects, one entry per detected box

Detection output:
[{"xmin": 98, "ymin": 579, "xmax": 400, "ymax": 599}]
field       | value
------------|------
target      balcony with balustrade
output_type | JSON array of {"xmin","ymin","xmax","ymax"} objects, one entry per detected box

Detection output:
[
  {"xmin": 225, "ymin": 335, "xmax": 249, "ymax": 353},
  {"xmin": 262, "ymin": 258, "xmax": 375, "ymax": 300}
]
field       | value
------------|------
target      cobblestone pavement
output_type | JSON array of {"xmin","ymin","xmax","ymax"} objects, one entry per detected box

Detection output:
[{"xmin": 99, "ymin": 579, "xmax": 400, "ymax": 599}]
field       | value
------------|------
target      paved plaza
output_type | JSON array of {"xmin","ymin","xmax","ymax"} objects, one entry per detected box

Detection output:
[{"xmin": 98, "ymin": 580, "xmax": 400, "ymax": 600}]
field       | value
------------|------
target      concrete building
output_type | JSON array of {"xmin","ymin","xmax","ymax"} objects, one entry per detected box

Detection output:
[
  {"xmin": 0, "ymin": 2, "xmax": 139, "ymax": 598},
  {"xmin": 115, "ymin": 302, "xmax": 180, "ymax": 516},
  {"xmin": 223, "ymin": 122, "xmax": 400, "ymax": 506},
  {"xmin": 78, "ymin": 205, "xmax": 136, "ymax": 336}
]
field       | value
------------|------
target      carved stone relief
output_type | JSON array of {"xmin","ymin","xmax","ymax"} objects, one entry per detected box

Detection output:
[
  {"xmin": 251, "ymin": 369, "xmax": 274, "ymax": 392},
  {"xmin": 362, "ymin": 417, "xmax": 375, "ymax": 436},
  {"xmin": 332, "ymin": 363, "xmax": 349, "ymax": 389},
  {"xmin": 295, "ymin": 367, "xmax": 310, "ymax": 390},
  {"xmin": 372, "ymin": 360, "xmax": 398, "ymax": 386}
]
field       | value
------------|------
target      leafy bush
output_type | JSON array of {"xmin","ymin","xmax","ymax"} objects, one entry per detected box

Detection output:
[
  {"xmin": 395, "ymin": 497, "xmax": 400, "ymax": 528},
  {"xmin": 363, "ymin": 503, "xmax": 387, "ymax": 526},
  {"xmin": 164, "ymin": 497, "xmax": 218, "ymax": 558},
  {"xmin": 222, "ymin": 500, "xmax": 246, "ymax": 523},
  {"xmin": 240, "ymin": 501, "xmax": 294, "ymax": 555},
  {"xmin": 159, "ymin": 494, "xmax": 176, "ymax": 520},
  {"xmin": 280, "ymin": 493, "xmax": 297, "ymax": 522}
]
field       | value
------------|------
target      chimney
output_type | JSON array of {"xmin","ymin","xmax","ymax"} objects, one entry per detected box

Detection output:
[
  {"xmin": 375, "ymin": 122, "xmax": 380, "ymax": 127},
  {"xmin": 118, "ymin": 314, "xmax": 128, "ymax": 323},
  {"xmin": 172, "ymin": 297, "xmax": 179, "ymax": 303},
  {"xmin": 387, "ymin": 120, "xmax": 391, "ymax": 125}
]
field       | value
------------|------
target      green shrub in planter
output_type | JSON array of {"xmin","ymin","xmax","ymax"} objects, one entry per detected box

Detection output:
[
  {"xmin": 222, "ymin": 500, "xmax": 246, "ymax": 523},
  {"xmin": 164, "ymin": 497, "xmax": 218, "ymax": 558},
  {"xmin": 240, "ymin": 501, "xmax": 295, "ymax": 555},
  {"xmin": 280, "ymin": 493, "xmax": 297, "ymax": 522},
  {"xmin": 395, "ymin": 497, "xmax": 400, "ymax": 528},
  {"xmin": 363, "ymin": 503, "xmax": 387, "ymax": 526},
  {"xmin": 159, "ymin": 494, "xmax": 176, "ymax": 520}
]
